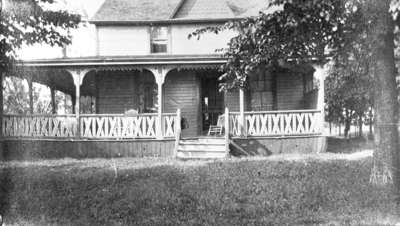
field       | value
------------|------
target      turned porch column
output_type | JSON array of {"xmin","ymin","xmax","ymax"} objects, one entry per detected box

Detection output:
[
  {"xmin": 68, "ymin": 69, "xmax": 89, "ymax": 138},
  {"xmin": 147, "ymin": 66, "xmax": 173, "ymax": 140},
  {"xmin": 313, "ymin": 64, "xmax": 329, "ymax": 133}
]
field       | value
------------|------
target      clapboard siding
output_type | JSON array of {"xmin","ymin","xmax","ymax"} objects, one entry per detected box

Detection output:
[
  {"xmin": 96, "ymin": 70, "xmax": 155, "ymax": 113},
  {"xmin": 225, "ymin": 70, "xmax": 308, "ymax": 111},
  {"xmin": 276, "ymin": 71, "xmax": 305, "ymax": 110},
  {"xmin": 96, "ymin": 24, "xmax": 234, "ymax": 56},
  {"xmin": 1, "ymin": 139, "xmax": 174, "ymax": 160},
  {"xmin": 97, "ymin": 26, "xmax": 150, "ymax": 56},
  {"xmin": 97, "ymin": 71, "xmax": 137, "ymax": 113},
  {"xmin": 233, "ymin": 136, "xmax": 326, "ymax": 155},
  {"xmin": 164, "ymin": 70, "xmax": 200, "ymax": 137},
  {"xmin": 225, "ymin": 90, "xmax": 240, "ymax": 111},
  {"xmin": 170, "ymin": 24, "xmax": 234, "ymax": 55},
  {"xmin": 304, "ymin": 90, "xmax": 318, "ymax": 109}
]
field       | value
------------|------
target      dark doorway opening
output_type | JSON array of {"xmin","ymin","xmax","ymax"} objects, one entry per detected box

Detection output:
[{"xmin": 200, "ymin": 74, "xmax": 224, "ymax": 133}]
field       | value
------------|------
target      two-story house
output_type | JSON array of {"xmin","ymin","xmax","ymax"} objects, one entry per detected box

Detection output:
[{"xmin": 1, "ymin": 0, "xmax": 327, "ymax": 159}]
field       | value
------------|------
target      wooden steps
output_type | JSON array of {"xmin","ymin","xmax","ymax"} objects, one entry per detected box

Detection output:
[{"xmin": 176, "ymin": 137, "xmax": 229, "ymax": 159}]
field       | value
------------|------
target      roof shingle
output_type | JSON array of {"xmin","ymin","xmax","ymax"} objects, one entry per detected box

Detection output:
[
  {"xmin": 91, "ymin": 0, "xmax": 183, "ymax": 22},
  {"xmin": 91, "ymin": 0, "xmax": 271, "ymax": 23}
]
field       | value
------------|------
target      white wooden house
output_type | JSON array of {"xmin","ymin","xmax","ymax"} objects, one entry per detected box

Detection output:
[{"xmin": 0, "ymin": 0, "xmax": 327, "ymax": 159}]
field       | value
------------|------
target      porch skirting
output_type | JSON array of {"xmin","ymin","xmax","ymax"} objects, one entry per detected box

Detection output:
[
  {"xmin": 0, "ymin": 139, "xmax": 175, "ymax": 160},
  {"xmin": 0, "ymin": 136, "xmax": 326, "ymax": 160},
  {"xmin": 232, "ymin": 135, "xmax": 326, "ymax": 156}
]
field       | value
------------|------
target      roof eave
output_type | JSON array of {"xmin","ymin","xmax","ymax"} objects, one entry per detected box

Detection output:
[
  {"xmin": 89, "ymin": 17, "xmax": 243, "ymax": 26},
  {"xmin": 17, "ymin": 55, "xmax": 227, "ymax": 68}
]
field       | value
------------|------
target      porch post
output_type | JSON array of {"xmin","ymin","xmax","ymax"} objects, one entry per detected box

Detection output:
[
  {"xmin": 50, "ymin": 87, "xmax": 57, "ymax": 114},
  {"xmin": 313, "ymin": 64, "xmax": 328, "ymax": 134},
  {"xmin": 27, "ymin": 77, "xmax": 34, "ymax": 114},
  {"xmin": 239, "ymin": 88, "xmax": 246, "ymax": 137},
  {"xmin": 68, "ymin": 69, "xmax": 89, "ymax": 138},
  {"xmin": 147, "ymin": 66, "xmax": 173, "ymax": 140}
]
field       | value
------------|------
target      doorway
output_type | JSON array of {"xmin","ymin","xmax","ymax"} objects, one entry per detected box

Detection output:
[{"xmin": 201, "ymin": 75, "xmax": 224, "ymax": 134}]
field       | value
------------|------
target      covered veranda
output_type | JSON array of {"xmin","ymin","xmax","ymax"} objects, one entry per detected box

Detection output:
[{"xmin": 0, "ymin": 55, "xmax": 328, "ymax": 158}]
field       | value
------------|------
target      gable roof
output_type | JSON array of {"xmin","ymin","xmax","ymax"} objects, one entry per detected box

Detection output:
[
  {"xmin": 90, "ymin": 0, "xmax": 270, "ymax": 24},
  {"xmin": 91, "ymin": 0, "xmax": 183, "ymax": 22}
]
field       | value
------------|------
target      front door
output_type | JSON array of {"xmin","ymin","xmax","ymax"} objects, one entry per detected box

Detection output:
[{"xmin": 201, "ymin": 76, "xmax": 224, "ymax": 134}]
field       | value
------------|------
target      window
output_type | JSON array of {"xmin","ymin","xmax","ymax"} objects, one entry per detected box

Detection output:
[
  {"xmin": 150, "ymin": 26, "xmax": 169, "ymax": 53},
  {"xmin": 250, "ymin": 70, "xmax": 275, "ymax": 111}
]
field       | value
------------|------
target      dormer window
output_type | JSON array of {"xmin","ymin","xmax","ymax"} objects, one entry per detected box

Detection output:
[{"xmin": 150, "ymin": 26, "xmax": 169, "ymax": 53}]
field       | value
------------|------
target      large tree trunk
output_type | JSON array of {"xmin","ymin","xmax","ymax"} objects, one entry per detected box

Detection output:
[
  {"xmin": 369, "ymin": 108, "xmax": 373, "ymax": 139},
  {"xmin": 367, "ymin": 0, "xmax": 399, "ymax": 195},
  {"xmin": 358, "ymin": 114, "xmax": 363, "ymax": 137},
  {"xmin": 344, "ymin": 111, "xmax": 351, "ymax": 138}
]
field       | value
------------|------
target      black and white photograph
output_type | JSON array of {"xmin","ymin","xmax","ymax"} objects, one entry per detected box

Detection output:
[{"xmin": 0, "ymin": 0, "xmax": 399, "ymax": 225}]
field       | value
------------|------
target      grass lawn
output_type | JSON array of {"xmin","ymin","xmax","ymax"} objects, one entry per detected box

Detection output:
[{"xmin": 0, "ymin": 152, "xmax": 399, "ymax": 225}]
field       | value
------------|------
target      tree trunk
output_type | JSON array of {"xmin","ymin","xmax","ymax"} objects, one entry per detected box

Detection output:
[
  {"xmin": 369, "ymin": 108, "xmax": 373, "ymax": 138},
  {"xmin": 344, "ymin": 113, "xmax": 351, "ymax": 138},
  {"xmin": 359, "ymin": 114, "xmax": 363, "ymax": 137},
  {"xmin": 366, "ymin": 0, "xmax": 399, "ymax": 195}
]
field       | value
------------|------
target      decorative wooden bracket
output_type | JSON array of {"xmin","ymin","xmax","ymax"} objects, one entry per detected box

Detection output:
[{"xmin": 145, "ymin": 66, "xmax": 175, "ymax": 139}]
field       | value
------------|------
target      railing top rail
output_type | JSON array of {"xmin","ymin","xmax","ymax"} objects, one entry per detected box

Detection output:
[
  {"xmin": 80, "ymin": 113, "xmax": 158, "ymax": 117},
  {"xmin": 3, "ymin": 114, "xmax": 76, "ymax": 117},
  {"xmin": 229, "ymin": 109, "xmax": 321, "ymax": 115},
  {"xmin": 162, "ymin": 113, "xmax": 178, "ymax": 116},
  {"xmin": 3, "ymin": 113, "xmax": 177, "ymax": 117}
]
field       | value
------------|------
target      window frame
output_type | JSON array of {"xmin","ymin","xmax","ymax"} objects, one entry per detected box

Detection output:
[{"xmin": 149, "ymin": 26, "xmax": 170, "ymax": 54}]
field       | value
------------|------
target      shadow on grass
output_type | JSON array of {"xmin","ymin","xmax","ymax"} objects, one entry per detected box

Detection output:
[
  {"xmin": 326, "ymin": 136, "xmax": 374, "ymax": 154},
  {"xmin": 0, "ymin": 157, "xmax": 398, "ymax": 225}
]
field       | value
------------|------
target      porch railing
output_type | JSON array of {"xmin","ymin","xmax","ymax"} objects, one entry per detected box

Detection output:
[
  {"xmin": 2, "ymin": 109, "xmax": 322, "ymax": 139},
  {"xmin": 2, "ymin": 114, "xmax": 77, "ymax": 138},
  {"xmin": 229, "ymin": 110, "xmax": 322, "ymax": 137},
  {"xmin": 2, "ymin": 112, "xmax": 178, "ymax": 140}
]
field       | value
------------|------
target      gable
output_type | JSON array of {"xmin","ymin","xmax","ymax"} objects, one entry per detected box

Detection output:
[
  {"xmin": 91, "ymin": 0, "xmax": 182, "ymax": 22},
  {"xmin": 91, "ymin": 0, "xmax": 270, "ymax": 23},
  {"xmin": 174, "ymin": 0, "xmax": 234, "ymax": 19}
]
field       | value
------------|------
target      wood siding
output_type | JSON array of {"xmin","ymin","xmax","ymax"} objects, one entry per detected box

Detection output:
[
  {"xmin": 94, "ymin": 68, "xmax": 316, "ymax": 136},
  {"xmin": 97, "ymin": 26, "xmax": 150, "ymax": 56},
  {"xmin": 96, "ymin": 24, "xmax": 234, "ymax": 56},
  {"xmin": 163, "ymin": 70, "xmax": 201, "ymax": 137},
  {"xmin": 225, "ymin": 90, "xmax": 240, "ymax": 111},
  {"xmin": 276, "ymin": 71, "xmax": 305, "ymax": 110},
  {"xmin": 96, "ymin": 70, "xmax": 155, "ymax": 113},
  {"xmin": 233, "ymin": 136, "xmax": 326, "ymax": 155},
  {"xmin": 226, "ymin": 69, "xmax": 314, "ymax": 112},
  {"xmin": 1, "ymin": 140, "xmax": 174, "ymax": 160}
]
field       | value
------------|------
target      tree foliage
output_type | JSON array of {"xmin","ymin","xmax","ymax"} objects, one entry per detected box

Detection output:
[
  {"xmin": 326, "ymin": 39, "xmax": 374, "ymax": 137},
  {"xmin": 191, "ymin": 0, "xmax": 400, "ymax": 192},
  {"xmin": 190, "ymin": 0, "xmax": 364, "ymax": 90},
  {"xmin": 0, "ymin": 0, "xmax": 81, "ymax": 70}
]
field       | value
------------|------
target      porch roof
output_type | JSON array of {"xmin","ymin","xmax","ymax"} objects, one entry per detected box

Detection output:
[
  {"xmin": 18, "ymin": 54, "xmax": 226, "ymax": 69},
  {"xmin": 11, "ymin": 54, "xmax": 226, "ymax": 98}
]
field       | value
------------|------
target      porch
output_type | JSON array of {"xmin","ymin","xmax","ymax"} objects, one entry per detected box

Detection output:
[
  {"xmin": 1, "ymin": 109, "xmax": 325, "ymax": 159},
  {"xmin": 0, "ymin": 55, "xmax": 327, "ymax": 159}
]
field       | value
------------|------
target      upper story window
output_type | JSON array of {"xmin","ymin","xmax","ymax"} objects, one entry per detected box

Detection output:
[{"xmin": 150, "ymin": 26, "xmax": 169, "ymax": 53}]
